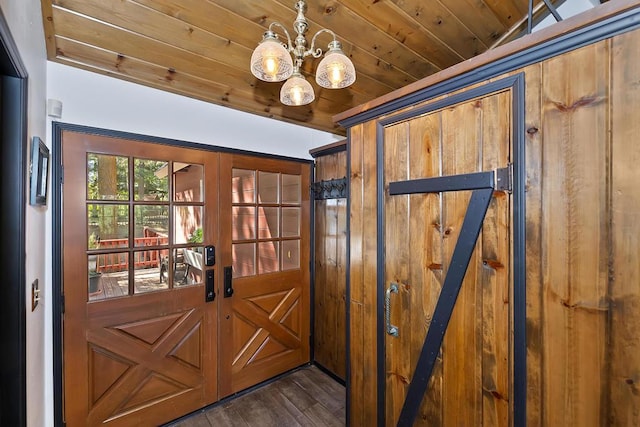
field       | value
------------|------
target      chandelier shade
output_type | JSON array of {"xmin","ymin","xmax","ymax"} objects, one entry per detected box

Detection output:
[
  {"xmin": 250, "ymin": 32, "xmax": 294, "ymax": 82},
  {"xmin": 315, "ymin": 41, "xmax": 356, "ymax": 89},
  {"xmin": 250, "ymin": 1, "xmax": 355, "ymax": 106},
  {"xmin": 280, "ymin": 71, "xmax": 315, "ymax": 106}
]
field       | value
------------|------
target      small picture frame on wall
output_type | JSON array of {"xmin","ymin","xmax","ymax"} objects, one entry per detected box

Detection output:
[{"xmin": 29, "ymin": 136, "xmax": 49, "ymax": 206}]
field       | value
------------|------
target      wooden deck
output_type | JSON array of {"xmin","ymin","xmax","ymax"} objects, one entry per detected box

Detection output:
[
  {"xmin": 166, "ymin": 366, "xmax": 345, "ymax": 427},
  {"xmin": 89, "ymin": 268, "xmax": 169, "ymax": 300}
]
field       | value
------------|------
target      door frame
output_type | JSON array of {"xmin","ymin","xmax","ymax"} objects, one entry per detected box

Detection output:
[
  {"xmin": 373, "ymin": 74, "xmax": 527, "ymax": 426},
  {"xmin": 52, "ymin": 122, "xmax": 314, "ymax": 426},
  {"xmin": 0, "ymin": 8, "xmax": 28, "ymax": 426}
]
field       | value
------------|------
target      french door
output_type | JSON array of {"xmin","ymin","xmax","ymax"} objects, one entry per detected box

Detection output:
[
  {"xmin": 62, "ymin": 130, "xmax": 219, "ymax": 426},
  {"xmin": 61, "ymin": 130, "xmax": 311, "ymax": 425},
  {"xmin": 218, "ymin": 153, "xmax": 311, "ymax": 397}
]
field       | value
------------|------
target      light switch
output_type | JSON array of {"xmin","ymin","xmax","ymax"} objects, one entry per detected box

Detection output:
[{"xmin": 32, "ymin": 279, "xmax": 40, "ymax": 311}]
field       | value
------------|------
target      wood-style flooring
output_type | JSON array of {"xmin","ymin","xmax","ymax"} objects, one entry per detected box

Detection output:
[{"xmin": 168, "ymin": 366, "xmax": 345, "ymax": 427}]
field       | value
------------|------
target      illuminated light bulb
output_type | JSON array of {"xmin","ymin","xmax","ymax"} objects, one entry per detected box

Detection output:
[
  {"xmin": 328, "ymin": 63, "xmax": 345, "ymax": 88},
  {"xmin": 262, "ymin": 55, "xmax": 278, "ymax": 77},
  {"xmin": 316, "ymin": 40, "xmax": 356, "ymax": 89},
  {"xmin": 291, "ymin": 85, "xmax": 303, "ymax": 105},
  {"xmin": 280, "ymin": 71, "xmax": 315, "ymax": 106},
  {"xmin": 250, "ymin": 32, "xmax": 293, "ymax": 82}
]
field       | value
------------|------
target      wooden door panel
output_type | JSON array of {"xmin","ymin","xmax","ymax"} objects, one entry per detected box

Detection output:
[
  {"xmin": 383, "ymin": 90, "xmax": 512, "ymax": 426},
  {"xmin": 219, "ymin": 153, "xmax": 311, "ymax": 397},
  {"xmin": 85, "ymin": 305, "xmax": 207, "ymax": 425},
  {"xmin": 62, "ymin": 130, "xmax": 218, "ymax": 426}
]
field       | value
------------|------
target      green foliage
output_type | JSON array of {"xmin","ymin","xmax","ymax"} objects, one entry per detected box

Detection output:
[
  {"xmin": 134, "ymin": 159, "xmax": 169, "ymax": 201},
  {"xmin": 188, "ymin": 228, "xmax": 203, "ymax": 244}
]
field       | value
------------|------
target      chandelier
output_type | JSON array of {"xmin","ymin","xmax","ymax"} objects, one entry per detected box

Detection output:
[{"xmin": 250, "ymin": 0, "xmax": 356, "ymax": 106}]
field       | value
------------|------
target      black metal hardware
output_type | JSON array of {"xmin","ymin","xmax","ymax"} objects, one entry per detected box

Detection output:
[
  {"xmin": 311, "ymin": 177, "xmax": 347, "ymax": 200},
  {"xmin": 495, "ymin": 164, "xmax": 513, "ymax": 193},
  {"xmin": 396, "ymin": 185, "xmax": 494, "ymax": 426},
  {"xmin": 224, "ymin": 266, "xmax": 234, "ymax": 298},
  {"xmin": 205, "ymin": 245, "xmax": 215, "ymax": 266},
  {"xmin": 541, "ymin": 0, "xmax": 562, "ymax": 22},
  {"xmin": 205, "ymin": 270, "xmax": 215, "ymax": 302},
  {"xmin": 389, "ymin": 171, "xmax": 494, "ymax": 195}
]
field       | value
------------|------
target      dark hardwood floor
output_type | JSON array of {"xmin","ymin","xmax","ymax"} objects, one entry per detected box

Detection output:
[{"xmin": 168, "ymin": 366, "xmax": 345, "ymax": 426}]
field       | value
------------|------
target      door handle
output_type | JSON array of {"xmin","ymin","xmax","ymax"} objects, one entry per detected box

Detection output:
[
  {"xmin": 224, "ymin": 266, "xmax": 234, "ymax": 298},
  {"xmin": 205, "ymin": 269, "xmax": 215, "ymax": 302},
  {"xmin": 386, "ymin": 283, "xmax": 399, "ymax": 337}
]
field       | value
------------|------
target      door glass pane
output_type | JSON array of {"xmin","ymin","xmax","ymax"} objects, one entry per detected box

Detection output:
[
  {"xmin": 134, "ymin": 159, "xmax": 169, "ymax": 201},
  {"xmin": 134, "ymin": 250, "xmax": 168, "ymax": 294},
  {"xmin": 87, "ymin": 154, "xmax": 129, "ymax": 200},
  {"xmin": 233, "ymin": 243, "xmax": 255, "ymax": 278},
  {"xmin": 232, "ymin": 206, "xmax": 256, "ymax": 240},
  {"xmin": 181, "ymin": 247, "xmax": 203, "ymax": 286},
  {"xmin": 258, "ymin": 241, "xmax": 279, "ymax": 274},
  {"xmin": 258, "ymin": 207, "xmax": 279, "ymax": 239},
  {"xmin": 258, "ymin": 171, "xmax": 279, "ymax": 204},
  {"xmin": 174, "ymin": 206, "xmax": 203, "ymax": 244},
  {"xmin": 282, "ymin": 240, "xmax": 300, "ymax": 270},
  {"xmin": 232, "ymin": 169, "xmax": 255, "ymax": 203},
  {"xmin": 173, "ymin": 163, "xmax": 204, "ymax": 202},
  {"xmin": 281, "ymin": 174, "xmax": 301, "ymax": 204},
  {"xmin": 281, "ymin": 207, "xmax": 300, "ymax": 237},
  {"xmin": 88, "ymin": 252, "xmax": 129, "ymax": 301},
  {"xmin": 166, "ymin": 249, "xmax": 189, "ymax": 286},
  {"xmin": 135, "ymin": 205, "xmax": 169, "ymax": 246},
  {"xmin": 87, "ymin": 204, "xmax": 129, "ymax": 249}
]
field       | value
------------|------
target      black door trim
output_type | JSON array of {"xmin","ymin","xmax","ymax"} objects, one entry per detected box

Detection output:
[{"xmin": 0, "ymin": 8, "xmax": 28, "ymax": 427}]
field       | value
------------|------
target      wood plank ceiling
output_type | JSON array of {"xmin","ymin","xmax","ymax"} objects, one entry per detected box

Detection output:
[{"xmin": 40, "ymin": 0, "xmax": 564, "ymax": 135}]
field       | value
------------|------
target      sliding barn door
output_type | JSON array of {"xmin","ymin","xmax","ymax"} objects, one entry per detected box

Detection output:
[{"xmin": 383, "ymin": 89, "xmax": 513, "ymax": 425}]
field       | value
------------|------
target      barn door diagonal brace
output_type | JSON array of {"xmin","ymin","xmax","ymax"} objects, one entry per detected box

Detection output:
[{"xmin": 388, "ymin": 167, "xmax": 509, "ymax": 426}]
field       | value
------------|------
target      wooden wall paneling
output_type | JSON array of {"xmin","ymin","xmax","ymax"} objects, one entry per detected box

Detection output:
[
  {"xmin": 609, "ymin": 29, "xmax": 640, "ymax": 426},
  {"xmin": 335, "ymin": 171, "xmax": 348, "ymax": 381},
  {"xmin": 383, "ymin": 122, "xmax": 410, "ymax": 425},
  {"xmin": 407, "ymin": 113, "xmax": 445, "ymax": 425},
  {"xmin": 539, "ymin": 40, "xmax": 610, "ymax": 426},
  {"xmin": 361, "ymin": 120, "xmax": 379, "ymax": 427},
  {"xmin": 522, "ymin": 62, "xmax": 544, "ymax": 427},
  {"xmin": 479, "ymin": 91, "xmax": 511, "ymax": 426},
  {"xmin": 313, "ymin": 150, "xmax": 347, "ymax": 379},
  {"xmin": 348, "ymin": 123, "xmax": 366, "ymax": 425},
  {"xmin": 314, "ymin": 163, "xmax": 329, "ymax": 373}
]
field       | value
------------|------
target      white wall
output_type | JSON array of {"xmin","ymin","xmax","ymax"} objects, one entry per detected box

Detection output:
[
  {"xmin": 0, "ymin": 0, "xmax": 48, "ymax": 426},
  {"xmin": 534, "ymin": 0, "xmax": 598, "ymax": 31},
  {"xmin": 47, "ymin": 62, "xmax": 343, "ymax": 160}
]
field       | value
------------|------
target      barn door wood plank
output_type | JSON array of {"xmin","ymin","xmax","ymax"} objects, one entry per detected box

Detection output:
[
  {"xmin": 441, "ymin": 101, "xmax": 483, "ymax": 427},
  {"xmin": 408, "ymin": 113, "xmax": 445, "ymax": 425},
  {"xmin": 384, "ymin": 122, "xmax": 411, "ymax": 425},
  {"xmin": 480, "ymin": 91, "xmax": 511, "ymax": 427}
]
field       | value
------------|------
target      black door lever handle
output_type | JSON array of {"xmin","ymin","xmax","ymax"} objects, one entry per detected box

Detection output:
[
  {"xmin": 205, "ymin": 269, "xmax": 215, "ymax": 302},
  {"xmin": 224, "ymin": 266, "xmax": 234, "ymax": 298}
]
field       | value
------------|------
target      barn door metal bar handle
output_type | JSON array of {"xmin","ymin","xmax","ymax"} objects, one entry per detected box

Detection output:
[{"xmin": 386, "ymin": 283, "xmax": 399, "ymax": 337}]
